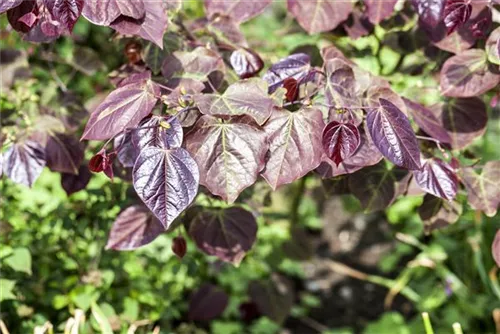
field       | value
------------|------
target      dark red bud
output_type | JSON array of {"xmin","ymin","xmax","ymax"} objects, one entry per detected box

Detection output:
[
  {"xmin": 239, "ymin": 301, "xmax": 260, "ymax": 323},
  {"xmin": 89, "ymin": 150, "xmax": 116, "ymax": 180},
  {"xmin": 88, "ymin": 153, "xmax": 105, "ymax": 172},
  {"xmin": 172, "ymin": 236, "xmax": 187, "ymax": 259},
  {"xmin": 283, "ymin": 77, "xmax": 299, "ymax": 102}
]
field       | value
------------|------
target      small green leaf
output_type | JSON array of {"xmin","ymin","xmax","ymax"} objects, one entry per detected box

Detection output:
[
  {"xmin": 4, "ymin": 247, "xmax": 32, "ymax": 275},
  {"xmin": 91, "ymin": 301, "xmax": 114, "ymax": 334},
  {"xmin": 0, "ymin": 279, "xmax": 16, "ymax": 302}
]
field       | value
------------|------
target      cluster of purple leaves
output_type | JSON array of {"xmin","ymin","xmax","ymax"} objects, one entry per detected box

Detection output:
[{"xmin": 2, "ymin": 0, "xmax": 500, "ymax": 269}]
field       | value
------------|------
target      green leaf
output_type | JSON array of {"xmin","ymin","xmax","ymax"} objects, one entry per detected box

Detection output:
[
  {"xmin": 0, "ymin": 279, "xmax": 16, "ymax": 302},
  {"xmin": 4, "ymin": 247, "xmax": 32, "ymax": 275},
  {"xmin": 91, "ymin": 301, "xmax": 114, "ymax": 334}
]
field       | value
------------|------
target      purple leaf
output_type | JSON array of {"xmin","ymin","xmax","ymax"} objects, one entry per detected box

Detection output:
[
  {"xmin": 348, "ymin": 162, "xmax": 408, "ymax": 211},
  {"xmin": 161, "ymin": 47, "xmax": 225, "ymax": 89},
  {"xmin": 343, "ymin": 9, "xmax": 373, "ymax": 40},
  {"xmin": 413, "ymin": 158, "xmax": 458, "ymax": 200},
  {"xmin": 322, "ymin": 121, "xmax": 361, "ymax": 166},
  {"xmin": 114, "ymin": 132, "xmax": 138, "ymax": 168},
  {"xmin": 106, "ymin": 205, "xmax": 164, "ymax": 250},
  {"xmin": 4, "ymin": 140, "xmax": 46, "ymax": 187},
  {"xmin": 364, "ymin": 0, "xmax": 398, "ymax": 25},
  {"xmin": 493, "ymin": 230, "xmax": 500, "ymax": 268},
  {"xmin": 137, "ymin": 1, "xmax": 169, "ymax": 48},
  {"xmin": 402, "ymin": 97, "xmax": 452, "ymax": 144},
  {"xmin": 263, "ymin": 53, "xmax": 312, "ymax": 93},
  {"xmin": 184, "ymin": 115, "xmax": 268, "ymax": 203},
  {"xmin": 324, "ymin": 59, "xmax": 360, "ymax": 112},
  {"xmin": 486, "ymin": 27, "xmax": 500, "ymax": 65},
  {"xmin": 230, "ymin": 48, "xmax": 264, "ymax": 79},
  {"xmin": 81, "ymin": 73, "xmax": 160, "ymax": 140},
  {"xmin": 133, "ymin": 147, "xmax": 199, "ymax": 229},
  {"xmin": 316, "ymin": 130, "xmax": 383, "ymax": 178},
  {"xmin": 204, "ymin": 0, "xmax": 271, "ymax": 23},
  {"xmin": 249, "ymin": 274, "xmax": 295, "ymax": 324},
  {"xmin": 188, "ymin": 206, "xmax": 257, "ymax": 265},
  {"xmin": 412, "ymin": 0, "xmax": 445, "ymax": 29},
  {"xmin": 440, "ymin": 49, "xmax": 500, "ymax": 98},
  {"xmin": 82, "ymin": 0, "xmax": 145, "ymax": 27},
  {"xmin": 461, "ymin": 161, "xmax": 500, "ymax": 217},
  {"xmin": 45, "ymin": 133, "xmax": 84, "ymax": 175},
  {"xmin": 207, "ymin": 15, "xmax": 247, "ymax": 46},
  {"xmin": 432, "ymin": 98, "xmax": 487, "ymax": 149},
  {"xmin": 366, "ymin": 86, "xmax": 408, "ymax": 115},
  {"xmin": 45, "ymin": 0, "xmax": 84, "ymax": 32},
  {"xmin": 132, "ymin": 115, "xmax": 183, "ymax": 150},
  {"xmin": 7, "ymin": 1, "xmax": 39, "ymax": 33},
  {"xmin": 261, "ymin": 107, "xmax": 324, "ymax": 190},
  {"xmin": 418, "ymin": 194, "xmax": 462, "ymax": 234},
  {"xmin": 171, "ymin": 236, "xmax": 187, "ymax": 259},
  {"xmin": 0, "ymin": 0, "xmax": 23, "ymax": 14},
  {"xmin": 189, "ymin": 283, "xmax": 229, "ymax": 321},
  {"xmin": 194, "ymin": 78, "xmax": 274, "ymax": 125},
  {"xmin": 443, "ymin": 0, "xmax": 472, "ymax": 35},
  {"xmin": 287, "ymin": 0, "xmax": 354, "ymax": 34},
  {"xmin": 61, "ymin": 164, "xmax": 92, "ymax": 196},
  {"xmin": 366, "ymin": 98, "xmax": 421, "ymax": 170}
]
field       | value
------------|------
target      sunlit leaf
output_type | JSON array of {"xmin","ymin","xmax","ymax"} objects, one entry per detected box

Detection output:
[
  {"xmin": 45, "ymin": 0, "xmax": 84, "ymax": 32},
  {"xmin": 194, "ymin": 78, "xmax": 273, "ymax": 125},
  {"xmin": 366, "ymin": 98, "xmax": 421, "ymax": 170},
  {"xmin": 184, "ymin": 115, "xmax": 268, "ymax": 203},
  {"xmin": 365, "ymin": 0, "xmax": 398, "ymax": 25},
  {"xmin": 486, "ymin": 26, "xmax": 500, "ymax": 65},
  {"xmin": 132, "ymin": 115, "xmax": 183, "ymax": 150},
  {"xmin": 81, "ymin": 72, "xmax": 160, "ymax": 140},
  {"xmin": 412, "ymin": 0, "xmax": 445, "ymax": 29},
  {"xmin": 403, "ymin": 98, "xmax": 452, "ymax": 144},
  {"xmin": 413, "ymin": 158, "xmax": 458, "ymax": 200},
  {"xmin": 188, "ymin": 206, "xmax": 257, "ymax": 265},
  {"xmin": 262, "ymin": 107, "xmax": 324, "ymax": 190},
  {"xmin": 287, "ymin": 0, "xmax": 354, "ymax": 34},
  {"xmin": 263, "ymin": 53, "xmax": 312, "ymax": 93},
  {"xmin": 133, "ymin": 147, "xmax": 199, "ymax": 228},
  {"xmin": 4, "ymin": 140, "xmax": 46, "ymax": 187},
  {"xmin": 440, "ymin": 49, "xmax": 500, "ymax": 97}
]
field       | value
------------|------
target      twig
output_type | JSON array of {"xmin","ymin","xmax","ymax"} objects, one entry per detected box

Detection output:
[{"xmin": 422, "ymin": 312, "xmax": 435, "ymax": 334}]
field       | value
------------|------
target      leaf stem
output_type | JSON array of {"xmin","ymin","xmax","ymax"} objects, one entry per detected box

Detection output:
[{"xmin": 422, "ymin": 312, "xmax": 435, "ymax": 334}]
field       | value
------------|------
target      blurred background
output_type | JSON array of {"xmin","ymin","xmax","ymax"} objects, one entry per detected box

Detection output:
[{"xmin": 1, "ymin": 1, "xmax": 500, "ymax": 333}]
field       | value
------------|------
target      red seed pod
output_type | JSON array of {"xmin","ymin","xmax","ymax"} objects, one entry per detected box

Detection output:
[{"xmin": 172, "ymin": 236, "xmax": 187, "ymax": 259}]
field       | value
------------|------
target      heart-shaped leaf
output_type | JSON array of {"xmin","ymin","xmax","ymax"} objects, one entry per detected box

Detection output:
[
  {"xmin": 205, "ymin": 0, "xmax": 272, "ymax": 23},
  {"xmin": 106, "ymin": 205, "xmax": 164, "ymax": 250},
  {"xmin": 194, "ymin": 78, "xmax": 274, "ymax": 125},
  {"xmin": 411, "ymin": 0, "xmax": 445, "ymax": 29},
  {"xmin": 486, "ymin": 26, "xmax": 500, "ymax": 65},
  {"xmin": 287, "ymin": 0, "xmax": 354, "ymax": 34},
  {"xmin": 114, "ymin": 131, "xmax": 139, "ymax": 168},
  {"xmin": 403, "ymin": 97, "xmax": 452, "ymax": 144},
  {"xmin": 133, "ymin": 147, "xmax": 199, "ymax": 228},
  {"xmin": 4, "ymin": 140, "xmax": 46, "ymax": 187},
  {"xmin": 262, "ymin": 107, "xmax": 324, "ymax": 190},
  {"xmin": 45, "ymin": 133, "xmax": 84, "ymax": 175},
  {"xmin": 189, "ymin": 283, "xmax": 229, "ymax": 321},
  {"xmin": 440, "ymin": 49, "xmax": 500, "ymax": 97},
  {"xmin": 61, "ymin": 164, "xmax": 92, "ymax": 196},
  {"xmin": 81, "ymin": 73, "xmax": 160, "ymax": 140},
  {"xmin": 431, "ymin": 98, "xmax": 487, "ymax": 149},
  {"xmin": 188, "ymin": 206, "xmax": 257, "ymax": 265},
  {"xmin": 230, "ymin": 48, "xmax": 264, "ymax": 79},
  {"xmin": 322, "ymin": 121, "xmax": 361, "ymax": 166},
  {"xmin": 461, "ymin": 161, "xmax": 500, "ymax": 217},
  {"xmin": 365, "ymin": 0, "xmax": 398, "ymax": 24},
  {"xmin": 185, "ymin": 115, "xmax": 268, "ymax": 203},
  {"xmin": 82, "ymin": 0, "xmax": 144, "ymax": 26},
  {"xmin": 324, "ymin": 59, "xmax": 361, "ymax": 116},
  {"xmin": 413, "ymin": 158, "xmax": 458, "ymax": 200},
  {"xmin": 366, "ymin": 98, "xmax": 421, "ymax": 170}
]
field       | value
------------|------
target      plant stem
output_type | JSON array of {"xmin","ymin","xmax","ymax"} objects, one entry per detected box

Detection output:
[
  {"xmin": 422, "ymin": 312, "xmax": 435, "ymax": 334},
  {"xmin": 452, "ymin": 322, "xmax": 464, "ymax": 334},
  {"xmin": 290, "ymin": 176, "xmax": 307, "ymax": 224}
]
